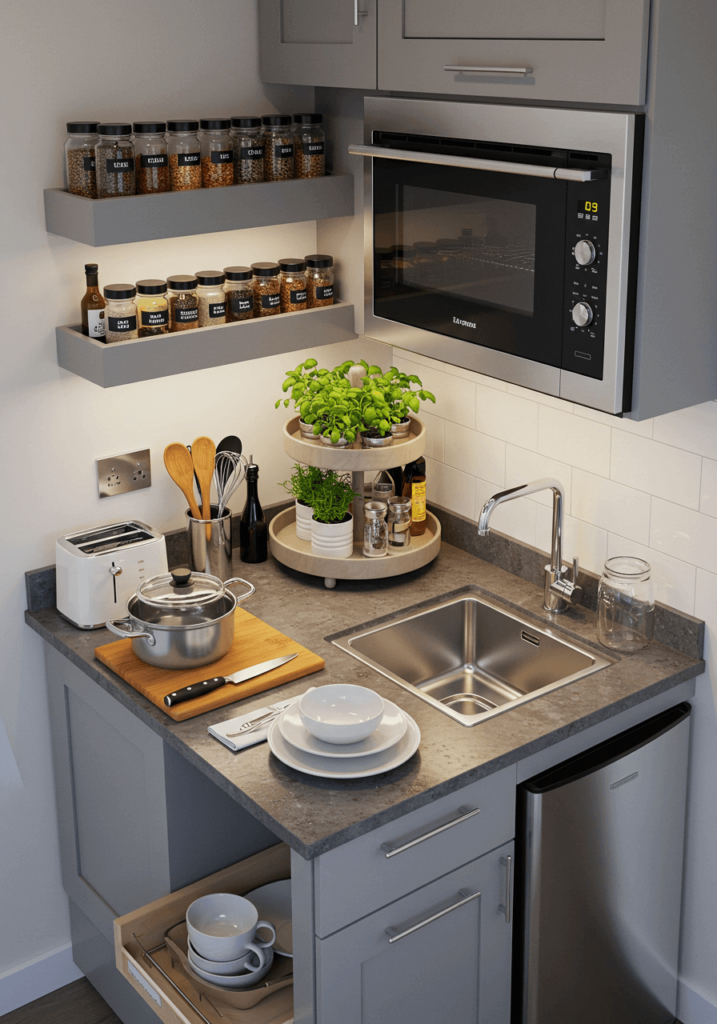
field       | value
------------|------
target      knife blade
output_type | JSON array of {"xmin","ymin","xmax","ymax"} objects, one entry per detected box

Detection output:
[{"xmin": 164, "ymin": 653, "xmax": 299, "ymax": 707}]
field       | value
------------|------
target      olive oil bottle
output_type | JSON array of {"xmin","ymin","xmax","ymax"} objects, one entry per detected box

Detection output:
[{"xmin": 402, "ymin": 455, "xmax": 427, "ymax": 536}]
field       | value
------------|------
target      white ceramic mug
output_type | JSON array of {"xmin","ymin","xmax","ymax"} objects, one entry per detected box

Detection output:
[
  {"xmin": 186, "ymin": 892, "xmax": 277, "ymax": 963},
  {"xmin": 188, "ymin": 938, "xmax": 269, "ymax": 974}
]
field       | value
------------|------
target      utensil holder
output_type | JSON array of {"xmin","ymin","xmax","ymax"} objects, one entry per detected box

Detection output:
[{"xmin": 186, "ymin": 505, "xmax": 232, "ymax": 580}]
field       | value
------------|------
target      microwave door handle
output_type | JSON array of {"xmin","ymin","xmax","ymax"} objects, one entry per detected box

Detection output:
[{"xmin": 347, "ymin": 144, "xmax": 606, "ymax": 182}]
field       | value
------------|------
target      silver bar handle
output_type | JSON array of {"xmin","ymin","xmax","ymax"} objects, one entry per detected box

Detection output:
[
  {"xmin": 381, "ymin": 805, "xmax": 480, "ymax": 858},
  {"xmin": 348, "ymin": 144, "xmax": 606, "ymax": 182},
  {"xmin": 386, "ymin": 888, "xmax": 480, "ymax": 944},
  {"xmin": 354, "ymin": 0, "xmax": 368, "ymax": 26},
  {"xmin": 499, "ymin": 855, "xmax": 513, "ymax": 923},
  {"xmin": 444, "ymin": 64, "xmax": 533, "ymax": 75}
]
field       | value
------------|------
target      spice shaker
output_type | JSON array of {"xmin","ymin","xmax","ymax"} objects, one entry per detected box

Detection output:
[
  {"xmin": 133, "ymin": 121, "xmax": 169, "ymax": 195},
  {"xmin": 103, "ymin": 284, "xmax": 138, "ymax": 343},
  {"xmin": 196, "ymin": 271, "xmax": 227, "ymax": 326},
  {"xmin": 306, "ymin": 254, "xmax": 334, "ymax": 307},
  {"xmin": 372, "ymin": 470, "xmax": 394, "ymax": 502},
  {"xmin": 167, "ymin": 120, "xmax": 202, "ymax": 191},
  {"xmin": 231, "ymin": 116, "xmax": 264, "ymax": 184},
  {"xmin": 278, "ymin": 258, "xmax": 308, "ymax": 312},
  {"xmin": 387, "ymin": 496, "xmax": 412, "ymax": 549},
  {"xmin": 262, "ymin": 115, "xmax": 294, "ymax": 182},
  {"xmin": 598, "ymin": 557, "xmax": 655, "ymax": 652},
  {"xmin": 199, "ymin": 118, "xmax": 233, "ymax": 188},
  {"xmin": 95, "ymin": 124, "xmax": 135, "ymax": 198},
  {"xmin": 363, "ymin": 501, "xmax": 388, "ymax": 558},
  {"xmin": 223, "ymin": 267, "xmax": 254, "ymax": 322},
  {"xmin": 293, "ymin": 113, "xmax": 325, "ymax": 178},
  {"xmin": 167, "ymin": 275, "xmax": 199, "ymax": 332},
  {"xmin": 135, "ymin": 280, "xmax": 169, "ymax": 338},
  {"xmin": 65, "ymin": 121, "xmax": 98, "ymax": 198},
  {"xmin": 251, "ymin": 263, "xmax": 281, "ymax": 317}
]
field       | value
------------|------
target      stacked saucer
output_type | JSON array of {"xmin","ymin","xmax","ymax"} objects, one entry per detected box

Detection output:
[{"xmin": 185, "ymin": 893, "xmax": 277, "ymax": 989}]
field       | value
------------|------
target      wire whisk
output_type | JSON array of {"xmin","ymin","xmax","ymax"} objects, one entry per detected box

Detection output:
[{"xmin": 214, "ymin": 450, "xmax": 247, "ymax": 516}]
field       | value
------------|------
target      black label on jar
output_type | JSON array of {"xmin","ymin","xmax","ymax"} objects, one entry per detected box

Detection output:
[
  {"xmin": 177, "ymin": 152, "xmax": 200, "ymax": 166},
  {"xmin": 211, "ymin": 150, "xmax": 233, "ymax": 164},
  {"xmin": 209, "ymin": 301, "xmax": 227, "ymax": 319},
  {"xmin": 140, "ymin": 153, "xmax": 168, "ymax": 168},
  {"xmin": 106, "ymin": 157, "xmax": 135, "ymax": 173},
  {"xmin": 230, "ymin": 296, "xmax": 253, "ymax": 314},
  {"xmin": 302, "ymin": 141, "xmax": 325, "ymax": 156},
  {"xmin": 316, "ymin": 285, "xmax": 334, "ymax": 301},
  {"xmin": 261, "ymin": 293, "xmax": 281, "ymax": 310},
  {"xmin": 290, "ymin": 289, "xmax": 307, "ymax": 305},
  {"xmin": 175, "ymin": 306, "xmax": 199, "ymax": 324},
  {"xmin": 240, "ymin": 146, "xmax": 264, "ymax": 160},
  {"xmin": 108, "ymin": 315, "xmax": 137, "ymax": 333},
  {"xmin": 274, "ymin": 143, "xmax": 294, "ymax": 160},
  {"xmin": 82, "ymin": 156, "xmax": 96, "ymax": 171},
  {"xmin": 140, "ymin": 309, "xmax": 169, "ymax": 328}
]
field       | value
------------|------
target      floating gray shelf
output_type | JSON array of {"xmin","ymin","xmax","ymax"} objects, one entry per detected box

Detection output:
[
  {"xmin": 56, "ymin": 302, "xmax": 357, "ymax": 387},
  {"xmin": 44, "ymin": 173, "xmax": 354, "ymax": 246}
]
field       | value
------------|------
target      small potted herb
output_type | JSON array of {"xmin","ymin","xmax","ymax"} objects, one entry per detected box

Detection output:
[
  {"xmin": 310, "ymin": 471, "xmax": 359, "ymax": 558},
  {"xmin": 358, "ymin": 363, "xmax": 436, "ymax": 440},
  {"xmin": 280, "ymin": 463, "xmax": 325, "ymax": 541}
]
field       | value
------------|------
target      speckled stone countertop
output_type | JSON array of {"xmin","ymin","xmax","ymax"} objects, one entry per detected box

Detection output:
[{"xmin": 25, "ymin": 540, "xmax": 704, "ymax": 860}]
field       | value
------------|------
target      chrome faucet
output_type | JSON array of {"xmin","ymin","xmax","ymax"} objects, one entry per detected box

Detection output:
[{"xmin": 477, "ymin": 478, "xmax": 582, "ymax": 613}]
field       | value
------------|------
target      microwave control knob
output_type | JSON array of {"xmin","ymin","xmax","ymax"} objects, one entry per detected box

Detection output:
[
  {"xmin": 572, "ymin": 301, "xmax": 594, "ymax": 328},
  {"xmin": 574, "ymin": 239, "xmax": 596, "ymax": 266}
]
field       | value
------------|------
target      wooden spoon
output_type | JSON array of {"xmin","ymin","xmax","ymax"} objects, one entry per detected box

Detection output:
[
  {"xmin": 164, "ymin": 443, "xmax": 202, "ymax": 520},
  {"xmin": 191, "ymin": 436, "xmax": 217, "ymax": 531}
]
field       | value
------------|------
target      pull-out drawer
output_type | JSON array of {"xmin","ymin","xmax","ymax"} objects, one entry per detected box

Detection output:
[
  {"xmin": 114, "ymin": 844, "xmax": 294, "ymax": 1024},
  {"xmin": 314, "ymin": 765, "xmax": 516, "ymax": 936}
]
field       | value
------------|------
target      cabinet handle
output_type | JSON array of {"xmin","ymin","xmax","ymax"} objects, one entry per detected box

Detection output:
[
  {"xmin": 354, "ymin": 0, "xmax": 368, "ymax": 26},
  {"xmin": 386, "ymin": 888, "xmax": 481, "ymax": 944},
  {"xmin": 381, "ymin": 805, "xmax": 480, "ymax": 858},
  {"xmin": 499, "ymin": 855, "xmax": 513, "ymax": 923},
  {"xmin": 444, "ymin": 64, "xmax": 533, "ymax": 75}
]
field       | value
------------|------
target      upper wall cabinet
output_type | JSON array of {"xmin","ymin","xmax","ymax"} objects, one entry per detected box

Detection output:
[
  {"xmin": 259, "ymin": 0, "xmax": 377, "ymax": 89},
  {"xmin": 377, "ymin": 0, "xmax": 650, "ymax": 106}
]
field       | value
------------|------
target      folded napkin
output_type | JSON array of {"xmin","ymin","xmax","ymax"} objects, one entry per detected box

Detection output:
[{"xmin": 208, "ymin": 688, "xmax": 315, "ymax": 752}]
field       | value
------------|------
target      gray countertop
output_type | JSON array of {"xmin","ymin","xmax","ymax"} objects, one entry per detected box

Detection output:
[{"xmin": 25, "ymin": 541, "xmax": 703, "ymax": 860}]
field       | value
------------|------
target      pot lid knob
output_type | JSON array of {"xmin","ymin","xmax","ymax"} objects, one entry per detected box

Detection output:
[{"xmin": 171, "ymin": 568, "xmax": 192, "ymax": 587}]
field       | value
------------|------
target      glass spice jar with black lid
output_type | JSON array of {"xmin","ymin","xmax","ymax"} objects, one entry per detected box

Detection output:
[
  {"xmin": 95, "ymin": 124, "xmax": 135, "ymax": 198},
  {"xmin": 262, "ymin": 115, "xmax": 294, "ymax": 182},
  {"xmin": 104, "ymin": 284, "xmax": 138, "ymax": 343},
  {"xmin": 167, "ymin": 275, "xmax": 199, "ymax": 332},
  {"xmin": 133, "ymin": 121, "xmax": 169, "ymax": 195},
  {"xmin": 278, "ymin": 258, "xmax": 307, "ymax": 313},
  {"xmin": 293, "ymin": 113, "xmax": 325, "ymax": 179},
  {"xmin": 306, "ymin": 254, "xmax": 334, "ymax": 307},
  {"xmin": 196, "ymin": 271, "xmax": 227, "ymax": 326},
  {"xmin": 200, "ymin": 118, "xmax": 233, "ymax": 188},
  {"xmin": 135, "ymin": 280, "xmax": 169, "ymax": 338},
  {"xmin": 65, "ymin": 121, "xmax": 99, "ymax": 198},
  {"xmin": 167, "ymin": 120, "xmax": 202, "ymax": 191},
  {"xmin": 251, "ymin": 263, "xmax": 281, "ymax": 317},
  {"xmin": 231, "ymin": 117, "xmax": 264, "ymax": 184},
  {"xmin": 223, "ymin": 267, "xmax": 254, "ymax": 322}
]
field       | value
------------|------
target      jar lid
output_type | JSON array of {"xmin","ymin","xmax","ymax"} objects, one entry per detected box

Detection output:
[
  {"xmin": 262, "ymin": 115, "xmax": 292, "ymax": 127},
  {"xmin": 200, "ymin": 118, "xmax": 231, "ymax": 131},
  {"xmin": 167, "ymin": 119, "xmax": 199, "ymax": 132},
  {"xmin": 278, "ymin": 258, "xmax": 306, "ymax": 273},
  {"xmin": 166, "ymin": 275, "xmax": 198, "ymax": 290},
  {"xmin": 364, "ymin": 501, "xmax": 388, "ymax": 519},
  {"xmin": 195, "ymin": 271, "xmax": 226, "ymax": 286},
  {"xmin": 251, "ymin": 262, "xmax": 280, "ymax": 277},
  {"xmin": 293, "ymin": 112, "xmax": 323, "ymax": 124},
  {"xmin": 305, "ymin": 254, "xmax": 333, "ymax": 269},
  {"xmin": 136, "ymin": 279, "xmax": 167, "ymax": 295},
  {"xmin": 136, "ymin": 569, "xmax": 228, "ymax": 611},
  {"xmin": 104, "ymin": 283, "xmax": 136, "ymax": 299},
  {"xmin": 67, "ymin": 121, "xmax": 98, "ymax": 134},
  {"xmin": 231, "ymin": 116, "xmax": 262, "ymax": 128},
  {"xmin": 224, "ymin": 266, "xmax": 253, "ymax": 281},
  {"xmin": 133, "ymin": 121, "xmax": 167, "ymax": 134},
  {"xmin": 97, "ymin": 123, "xmax": 132, "ymax": 136}
]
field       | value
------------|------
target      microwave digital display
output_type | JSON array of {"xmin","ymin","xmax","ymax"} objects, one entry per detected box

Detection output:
[{"xmin": 577, "ymin": 200, "xmax": 600, "ymax": 215}]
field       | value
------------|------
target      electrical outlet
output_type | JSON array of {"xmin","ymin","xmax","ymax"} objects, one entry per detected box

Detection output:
[{"xmin": 97, "ymin": 449, "xmax": 151, "ymax": 498}]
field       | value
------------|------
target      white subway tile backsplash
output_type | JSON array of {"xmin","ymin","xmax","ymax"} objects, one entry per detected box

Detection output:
[
  {"xmin": 653, "ymin": 401, "xmax": 717, "ymax": 459},
  {"xmin": 572, "ymin": 469, "xmax": 652, "ymax": 543},
  {"xmin": 444, "ymin": 422, "xmax": 505, "ymax": 487},
  {"xmin": 538, "ymin": 406, "xmax": 611, "ymax": 477},
  {"xmin": 650, "ymin": 498, "xmax": 717, "ymax": 575},
  {"xmin": 475, "ymin": 386, "xmax": 538, "ymax": 448},
  {"xmin": 610, "ymin": 433, "xmax": 702, "ymax": 508},
  {"xmin": 606, "ymin": 533, "xmax": 697, "ymax": 616},
  {"xmin": 395, "ymin": 359, "xmax": 476, "ymax": 429},
  {"xmin": 535, "ymin": 506, "xmax": 607, "ymax": 575},
  {"xmin": 574, "ymin": 405, "xmax": 654, "ymax": 437},
  {"xmin": 699, "ymin": 458, "xmax": 717, "ymax": 519},
  {"xmin": 695, "ymin": 568, "xmax": 717, "ymax": 629},
  {"xmin": 505, "ymin": 445, "xmax": 572, "ymax": 511},
  {"xmin": 474, "ymin": 477, "xmax": 536, "ymax": 546},
  {"xmin": 426, "ymin": 458, "xmax": 474, "ymax": 519},
  {"xmin": 506, "ymin": 383, "xmax": 574, "ymax": 414},
  {"xmin": 416, "ymin": 408, "xmax": 445, "ymax": 463}
]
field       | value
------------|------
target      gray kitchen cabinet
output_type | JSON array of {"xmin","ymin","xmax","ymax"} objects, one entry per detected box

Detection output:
[
  {"xmin": 315, "ymin": 842, "xmax": 514, "ymax": 1024},
  {"xmin": 259, "ymin": 0, "xmax": 377, "ymax": 89}
]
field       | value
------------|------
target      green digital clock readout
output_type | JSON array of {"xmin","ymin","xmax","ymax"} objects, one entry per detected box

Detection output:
[{"xmin": 578, "ymin": 200, "xmax": 599, "ymax": 215}]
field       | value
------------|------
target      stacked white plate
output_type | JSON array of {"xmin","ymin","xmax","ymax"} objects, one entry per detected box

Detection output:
[{"xmin": 267, "ymin": 698, "xmax": 420, "ymax": 779}]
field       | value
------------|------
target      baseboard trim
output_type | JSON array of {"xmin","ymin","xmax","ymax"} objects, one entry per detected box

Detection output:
[
  {"xmin": 0, "ymin": 942, "xmax": 84, "ymax": 1016},
  {"xmin": 678, "ymin": 979, "xmax": 717, "ymax": 1024}
]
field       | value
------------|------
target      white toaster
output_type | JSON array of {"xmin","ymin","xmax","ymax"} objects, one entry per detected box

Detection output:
[{"xmin": 56, "ymin": 520, "xmax": 168, "ymax": 629}]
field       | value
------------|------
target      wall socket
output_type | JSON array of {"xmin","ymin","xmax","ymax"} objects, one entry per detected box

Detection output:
[{"xmin": 97, "ymin": 449, "xmax": 151, "ymax": 498}]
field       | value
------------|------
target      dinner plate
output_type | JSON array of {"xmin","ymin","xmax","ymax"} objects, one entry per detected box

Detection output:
[
  {"xmin": 278, "ymin": 698, "xmax": 407, "ymax": 758},
  {"xmin": 242, "ymin": 879, "xmax": 293, "ymax": 957},
  {"xmin": 268, "ymin": 712, "xmax": 420, "ymax": 780}
]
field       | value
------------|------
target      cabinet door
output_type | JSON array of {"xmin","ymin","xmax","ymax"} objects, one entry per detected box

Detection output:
[
  {"xmin": 378, "ymin": 0, "xmax": 649, "ymax": 106},
  {"xmin": 259, "ymin": 0, "xmax": 377, "ymax": 89},
  {"xmin": 315, "ymin": 841, "xmax": 514, "ymax": 1024}
]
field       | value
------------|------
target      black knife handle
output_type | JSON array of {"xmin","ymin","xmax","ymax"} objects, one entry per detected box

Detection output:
[{"xmin": 164, "ymin": 677, "xmax": 226, "ymax": 707}]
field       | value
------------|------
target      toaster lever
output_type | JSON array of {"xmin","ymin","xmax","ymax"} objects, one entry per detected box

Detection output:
[{"xmin": 110, "ymin": 562, "xmax": 122, "ymax": 603}]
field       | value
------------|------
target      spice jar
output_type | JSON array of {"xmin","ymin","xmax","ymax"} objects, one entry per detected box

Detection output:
[
  {"xmin": 199, "ymin": 118, "xmax": 233, "ymax": 188},
  {"xmin": 65, "ymin": 121, "xmax": 98, "ymax": 198},
  {"xmin": 598, "ymin": 557, "xmax": 655, "ymax": 652},
  {"xmin": 251, "ymin": 263, "xmax": 281, "ymax": 317},
  {"xmin": 167, "ymin": 120, "xmax": 202, "ymax": 191},
  {"xmin": 293, "ymin": 113, "xmax": 325, "ymax": 179},
  {"xmin": 135, "ymin": 280, "xmax": 169, "ymax": 338},
  {"xmin": 167, "ymin": 275, "xmax": 199, "ymax": 332},
  {"xmin": 95, "ymin": 124, "xmax": 135, "ymax": 198},
  {"xmin": 231, "ymin": 116, "xmax": 264, "ymax": 184},
  {"xmin": 387, "ymin": 496, "xmax": 412, "ymax": 550},
  {"xmin": 306, "ymin": 254, "xmax": 334, "ymax": 307},
  {"xmin": 278, "ymin": 258, "xmax": 307, "ymax": 313},
  {"xmin": 262, "ymin": 116, "xmax": 294, "ymax": 182},
  {"xmin": 363, "ymin": 501, "xmax": 388, "ymax": 558},
  {"xmin": 196, "ymin": 271, "xmax": 227, "ymax": 326},
  {"xmin": 223, "ymin": 267, "xmax": 254, "ymax": 322},
  {"xmin": 104, "ymin": 284, "xmax": 138, "ymax": 343},
  {"xmin": 133, "ymin": 121, "xmax": 169, "ymax": 195}
]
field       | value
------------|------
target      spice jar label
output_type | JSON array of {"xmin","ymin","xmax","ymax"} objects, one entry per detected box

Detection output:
[
  {"xmin": 211, "ymin": 150, "xmax": 233, "ymax": 164},
  {"xmin": 175, "ymin": 306, "xmax": 199, "ymax": 324},
  {"xmin": 302, "ymin": 141, "xmax": 325, "ymax": 156},
  {"xmin": 106, "ymin": 157, "xmax": 135, "ymax": 173},
  {"xmin": 140, "ymin": 153, "xmax": 168, "ymax": 168},
  {"xmin": 240, "ymin": 146, "xmax": 264, "ymax": 160},
  {"xmin": 274, "ymin": 143, "xmax": 294, "ymax": 159},
  {"xmin": 177, "ymin": 152, "xmax": 200, "ymax": 166},
  {"xmin": 316, "ymin": 285, "xmax": 334, "ymax": 301},
  {"xmin": 140, "ymin": 309, "xmax": 169, "ymax": 328},
  {"xmin": 87, "ymin": 309, "xmax": 105, "ymax": 338},
  {"xmin": 230, "ymin": 296, "xmax": 252, "ymax": 314},
  {"xmin": 208, "ymin": 301, "xmax": 227, "ymax": 318},
  {"xmin": 290, "ymin": 289, "xmax": 307, "ymax": 305},
  {"xmin": 108, "ymin": 315, "xmax": 137, "ymax": 333},
  {"xmin": 261, "ymin": 293, "xmax": 281, "ymax": 310},
  {"xmin": 82, "ymin": 156, "xmax": 96, "ymax": 171}
]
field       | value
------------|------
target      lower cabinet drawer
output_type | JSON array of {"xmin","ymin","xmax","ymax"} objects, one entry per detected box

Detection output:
[
  {"xmin": 314, "ymin": 765, "xmax": 516, "ymax": 936},
  {"xmin": 113, "ymin": 844, "xmax": 294, "ymax": 1024}
]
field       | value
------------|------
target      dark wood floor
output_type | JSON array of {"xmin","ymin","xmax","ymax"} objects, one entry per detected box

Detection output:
[{"xmin": 0, "ymin": 980, "xmax": 121, "ymax": 1024}]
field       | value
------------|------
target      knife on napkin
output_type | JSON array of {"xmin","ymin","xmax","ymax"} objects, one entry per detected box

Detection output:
[{"xmin": 164, "ymin": 653, "xmax": 298, "ymax": 707}]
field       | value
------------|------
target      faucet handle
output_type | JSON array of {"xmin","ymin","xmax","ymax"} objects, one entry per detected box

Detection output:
[
  {"xmin": 548, "ymin": 556, "xmax": 583, "ymax": 609},
  {"xmin": 566, "ymin": 556, "xmax": 583, "ymax": 605},
  {"xmin": 572, "ymin": 556, "xmax": 579, "ymax": 585}
]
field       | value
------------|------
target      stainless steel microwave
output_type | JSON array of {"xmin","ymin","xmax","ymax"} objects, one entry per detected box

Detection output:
[{"xmin": 352, "ymin": 97, "xmax": 643, "ymax": 414}]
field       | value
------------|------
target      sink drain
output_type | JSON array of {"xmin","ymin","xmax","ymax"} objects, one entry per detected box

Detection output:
[{"xmin": 440, "ymin": 692, "xmax": 498, "ymax": 714}]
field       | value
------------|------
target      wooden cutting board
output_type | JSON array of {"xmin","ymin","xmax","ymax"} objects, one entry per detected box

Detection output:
[{"xmin": 95, "ymin": 607, "xmax": 325, "ymax": 721}]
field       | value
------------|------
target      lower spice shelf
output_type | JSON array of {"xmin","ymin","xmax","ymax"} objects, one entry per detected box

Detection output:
[{"xmin": 55, "ymin": 302, "xmax": 356, "ymax": 387}]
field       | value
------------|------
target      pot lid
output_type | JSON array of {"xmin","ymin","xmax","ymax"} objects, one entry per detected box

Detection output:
[{"xmin": 136, "ymin": 569, "xmax": 228, "ymax": 609}]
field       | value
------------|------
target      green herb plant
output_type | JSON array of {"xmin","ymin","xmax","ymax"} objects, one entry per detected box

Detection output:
[
  {"xmin": 354, "ymin": 362, "xmax": 437, "ymax": 436},
  {"xmin": 279, "ymin": 464, "xmax": 325, "ymax": 507},
  {"xmin": 310, "ymin": 471, "xmax": 359, "ymax": 524}
]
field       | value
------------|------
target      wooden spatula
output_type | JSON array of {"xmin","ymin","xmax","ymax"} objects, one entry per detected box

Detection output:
[
  {"xmin": 164, "ymin": 443, "xmax": 202, "ymax": 520},
  {"xmin": 191, "ymin": 436, "xmax": 217, "ymax": 533}
]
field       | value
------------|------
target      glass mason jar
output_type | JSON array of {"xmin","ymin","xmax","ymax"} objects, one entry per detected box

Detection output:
[
  {"xmin": 306, "ymin": 254, "xmax": 334, "ymax": 307},
  {"xmin": 262, "ymin": 115, "xmax": 294, "ymax": 182},
  {"xmin": 278, "ymin": 258, "xmax": 307, "ymax": 313},
  {"xmin": 65, "ymin": 121, "xmax": 98, "ymax": 198},
  {"xmin": 135, "ymin": 280, "xmax": 169, "ymax": 338},
  {"xmin": 597, "ymin": 556, "xmax": 655, "ymax": 652},
  {"xmin": 133, "ymin": 121, "xmax": 169, "ymax": 195},
  {"xmin": 167, "ymin": 120, "xmax": 202, "ymax": 191},
  {"xmin": 293, "ymin": 112, "xmax": 325, "ymax": 178},
  {"xmin": 363, "ymin": 501, "xmax": 388, "ymax": 558},
  {"xmin": 387, "ymin": 496, "xmax": 412, "ymax": 549},
  {"xmin": 223, "ymin": 266, "xmax": 254, "ymax": 322},
  {"xmin": 167, "ymin": 275, "xmax": 199, "ymax": 332},
  {"xmin": 196, "ymin": 271, "xmax": 227, "ymax": 326},
  {"xmin": 199, "ymin": 118, "xmax": 233, "ymax": 188},
  {"xmin": 231, "ymin": 116, "xmax": 264, "ymax": 184},
  {"xmin": 103, "ymin": 284, "xmax": 138, "ymax": 343},
  {"xmin": 251, "ymin": 262, "xmax": 281, "ymax": 317},
  {"xmin": 95, "ymin": 124, "xmax": 135, "ymax": 198}
]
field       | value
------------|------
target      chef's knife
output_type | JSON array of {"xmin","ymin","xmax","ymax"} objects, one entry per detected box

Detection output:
[{"xmin": 164, "ymin": 653, "xmax": 299, "ymax": 707}]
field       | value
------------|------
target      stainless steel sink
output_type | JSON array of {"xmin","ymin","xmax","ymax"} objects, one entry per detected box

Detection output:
[{"xmin": 331, "ymin": 591, "xmax": 611, "ymax": 726}]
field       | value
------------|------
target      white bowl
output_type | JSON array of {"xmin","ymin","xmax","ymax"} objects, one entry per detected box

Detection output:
[
  {"xmin": 188, "ymin": 940, "xmax": 265, "ymax": 975},
  {"xmin": 186, "ymin": 892, "xmax": 275, "ymax": 962},
  {"xmin": 187, "ymin": 948, "xmax": 274, "ymax": 989},
  {"xmin": 298, "ymin": 684, "xmax": 384, "ymax": 745}
]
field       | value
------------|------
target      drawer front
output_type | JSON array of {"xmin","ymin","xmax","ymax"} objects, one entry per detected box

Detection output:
[{"xmin": 314, "ymin": 765, "xmax": 516, "ymax": 936}]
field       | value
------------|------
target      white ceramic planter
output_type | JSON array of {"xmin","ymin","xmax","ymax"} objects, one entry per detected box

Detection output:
[
  {"xmin": 311, "ymin": 514, "xmax": 354, "ymax": 559},
  {"xmin": 295, "ymin": 500, "xmax": 314, "ymax": 542}
]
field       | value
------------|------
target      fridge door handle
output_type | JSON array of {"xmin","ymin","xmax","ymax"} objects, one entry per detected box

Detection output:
[{"xmin": 499, "ymin": 854, "xmax": 513, "ymax": 923}]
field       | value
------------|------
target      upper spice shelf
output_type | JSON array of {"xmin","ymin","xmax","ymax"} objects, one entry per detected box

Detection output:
[{"xmin": 43, "ymin": 173, "xmax": 354, "ymax": 247}]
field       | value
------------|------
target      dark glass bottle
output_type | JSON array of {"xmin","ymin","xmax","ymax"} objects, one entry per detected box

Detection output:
[
  {"xmin": 81, "ymin": 263, "xmax": 106, "ymax": 339},
  {"xmin": 402, "ymin": 455, "xmax": 427, "ymax": 536},
  {"xmin": 240, "ymin": 458, "xmax": 267, "ymax": 563}
]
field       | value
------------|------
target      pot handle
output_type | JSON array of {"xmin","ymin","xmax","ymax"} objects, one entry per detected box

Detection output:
[
  {"xmin": 106, "ymin": 617, "xmax": 157, "ymax": 646},
  {"xmin": 224, "ymin": 577, "xmax": 256, "ymax": 605}
]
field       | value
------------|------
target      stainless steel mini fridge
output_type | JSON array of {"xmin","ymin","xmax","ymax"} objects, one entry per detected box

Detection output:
[{"xmin": 517, "ymin": 702, "xmax": 691, "ymax": 1024}]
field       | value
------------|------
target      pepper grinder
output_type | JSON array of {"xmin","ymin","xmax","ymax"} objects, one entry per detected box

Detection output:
[{"xmin": 240, "ymin": 455, "xmax": 267, "ymax": 563}]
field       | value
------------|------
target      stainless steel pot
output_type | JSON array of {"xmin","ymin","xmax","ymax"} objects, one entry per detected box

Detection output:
[{"xmin": 106, "ymin": 570, "xmax": 255, "ymax": 669}]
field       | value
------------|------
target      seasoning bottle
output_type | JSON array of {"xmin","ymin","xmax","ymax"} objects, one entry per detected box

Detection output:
[
  {"xmin": 251, "ymin": 263, "xmax": 281, "ymax": 317},
  {"xmin": 278, "ymin": 258, "xmax": 308, "ymax": 313},
  {"xmin": 231, "ymin": 116, "xmax": 264, "ymax": 184},
  {"xmin": 167, "ymin": 120, "xmax": 202, "ymax": 191},
  {"xmin": 135, "ymin": 280, "xmax": 169, "ymax": 338},
  {"xmin": 262, "ymin": 115, "xmax": 294, "ymax": 182},
  {"xmin": 103, "ymin": 284, "xmax": 138, "ymax": 343},
  {"xmin": 306, "ymin": 254, "xmax": 334, "ymax": 307},
  {"xmin": 387, "ymin": 496, "xmax": 412, "ymax": 549},
  {"xmin": 167, "ymin": 275, "xmax": 199, "ymax": 332},
  {"xmin": 95, "ymin": 124, "xmax": 135, "ymax": 198},
  {"xmin": 196, "ymin": 271, "xmax": 227, "ymax": 327},
  {"xmin": 240, "ymin": 458, "xmax": 267, "ymax": 563},
  {"xmin": 363, "ymin": 501, "xmax": 388, "ymax": 558},
  {"xmin": 293, "ymin": 113, "xmax": 325, "ymax": 179},
  {"xmin": 81, "ymin": 263, "xmax": 106, "ymax": 339},
  {"xmin": 65, "ymin": 121, "xmax": 98, "ymax": 198},
  {"xmin": 199, "ymin": 118, "xmax": 234, "ymax": 188},
  {"xmin": 223, "ymin": 267, "xmax": 254, "ymax": 322},
  {"xmin": 133, "ymin": 121, "xmax": 169, "ymax": 195},
  {"xmin": 402, "ymin": 455, "xmax": 427, "ymax": 536}
]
